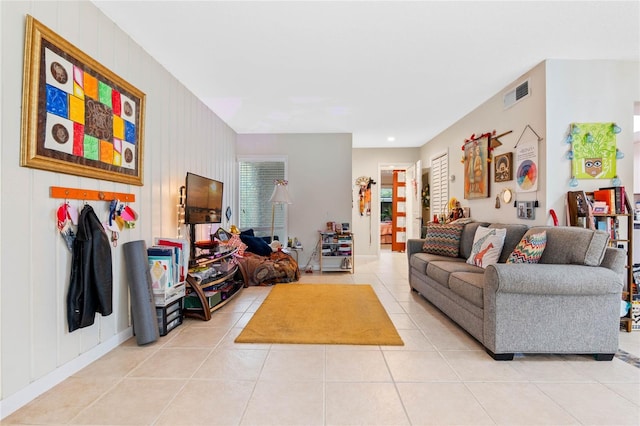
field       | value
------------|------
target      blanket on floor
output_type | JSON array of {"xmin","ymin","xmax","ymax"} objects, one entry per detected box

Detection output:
[{"xmin": 237, "ymin": 250, "xmax": 300, "ymax": 286}]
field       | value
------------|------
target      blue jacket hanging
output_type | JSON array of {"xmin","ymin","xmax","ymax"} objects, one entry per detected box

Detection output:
[{"xmin": 67, "ymin": 204, "xmax": 113, "ymax": 332}]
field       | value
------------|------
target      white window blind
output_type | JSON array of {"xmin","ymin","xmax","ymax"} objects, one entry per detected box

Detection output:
[
  {"xmin": 430, "ymin": 153, "xmax": 449, "ymax": 217},
  {"xmin": 238, "ymin": 160, "xmax": 286, "ymax": 240}
]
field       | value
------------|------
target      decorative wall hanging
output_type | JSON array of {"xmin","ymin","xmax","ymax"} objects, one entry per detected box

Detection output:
[
  {"xmin": 462, "ymin": 132, "xmax": 491, "ymax": 199},
  {"xmin": 421, "ymin": 183, "xmax": 430, "ymax": 208},
  {"xmin": 493, "ymin": 152, "xmax": 513, "ymax": 182},
  {"xmin": 517, "ymin": 201, "xmax": 536, "ymax": 220},
  {"xmin": 565, "ymin": 122, "xmax": 618, "ymax": 180},
  {"xmin": 489, "ymin": 130, "xmax": 513, "ymax": 148},
  {"xmin": 21, "ymin": 15, "xmax": 146, "ymax": 185},
  {"xmin": 514, "ymin": 125, "xmax": 542, "ymax": 193},
  {"xmin": 355, "ymin": 176, "xmax": 376, "ymax": 216}
]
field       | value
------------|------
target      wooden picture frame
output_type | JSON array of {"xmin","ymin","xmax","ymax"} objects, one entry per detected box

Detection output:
[
  {"xmin": 494, "ymin": 152, "xmax": 513, "ymax": 182},
  {"xmin": 20, "ymin": 15, "xmax": 146, "ymax": 185},
  {"xmin": 212, "ymin": 227, "xmax": 232, "ymax": 243},
  {"xmin": 463, "ymin": 135, "xmax": 490, "ymax": 199}
]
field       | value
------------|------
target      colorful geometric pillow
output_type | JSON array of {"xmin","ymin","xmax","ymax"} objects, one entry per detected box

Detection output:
[
  {"xmin": 422, "ymin": 222, "xmax": 465, "ymax": 258},
  {"xmin": 466, "ymin": 226, "xmax": 506, "ymax": 268},
  {"xmin": 506, "ymin": 231, "xmax": 547, "ymax": 264}
]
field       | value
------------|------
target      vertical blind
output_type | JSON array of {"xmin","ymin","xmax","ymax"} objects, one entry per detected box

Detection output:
[
  {"xmin": 430, "ymin": 153, "xmax": 449, "ymax": 217},
  {"xmin": 238, "ymin": 160, "xmax": 286, "ymax": 238}
]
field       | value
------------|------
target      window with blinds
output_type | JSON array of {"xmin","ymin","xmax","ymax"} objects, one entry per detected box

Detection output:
[
  {"xmin": 430, "ymin": 153, "xmax": 449, "ymax": 217},
  {"xmin": 238, "ymin": 160, "xmax": 287, "ymax": 240}
]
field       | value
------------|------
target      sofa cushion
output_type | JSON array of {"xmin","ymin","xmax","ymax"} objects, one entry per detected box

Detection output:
[
  {"xmin": 449, "ymin": 272, "xmax": 485, "ymax": 308},
  {"xmin": 410, "ymin": 252, "xmax": 465, "ymax": 274},
  {"xmin": 459, "ymin": 222, "xmax": 490, "ymax": 259},
  {"xmin": 422, "ymin": 222, "xmax": 465, "ymax": 257},
  {"xmin": 466, "ymin": 226, "xmax": 506, "ymax": 268},
  {"xmin": 488, "ymin": 223, "xmax": 529, "ymax": 263},
  {"xmin": 532, "ymin": 226, "xmax": 609, "ymax": 266},
  {"xmin": 506, "ymin": 230, "xmax": 547, "ymax": 264},
  {"xmin": 427, "ymin": 260, "xmax": 483, "ymax": 288}
]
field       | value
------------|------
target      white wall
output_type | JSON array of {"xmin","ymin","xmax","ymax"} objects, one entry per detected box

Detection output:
[
  {"xmin": 237, "ymin": 133, "xmax": 352, "ymax": 269},
  {"xmin": 420, "ymin": 62, "xmax": 548, "ymax": 225},
  {"xmin": 351, "ymin": 148, "xmax": 420, "ymax": 255},
  {"xmin": 635, "ymin": 141, "xmax": 640, "ymax": 194},
  {"xmin": 1, "ymin": 1, "xmax": 237, "ymax": 416},
  {"xmin": 634, "ymin": 102, "xmax": 640, "ymax": 195},
  {"xmin": 546, "ymin": 60, "xmax": 638, "ymax": 221}
]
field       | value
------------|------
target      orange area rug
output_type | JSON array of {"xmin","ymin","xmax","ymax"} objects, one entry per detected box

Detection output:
[{"xmin": 235, "ymin": 284, "xmax": 404, "ymax": 346}]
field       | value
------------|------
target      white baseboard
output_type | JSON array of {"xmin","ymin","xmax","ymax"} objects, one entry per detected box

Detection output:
[{"xmin": 0, "ymin": 327, "xmax": 133, "ymax": 420}]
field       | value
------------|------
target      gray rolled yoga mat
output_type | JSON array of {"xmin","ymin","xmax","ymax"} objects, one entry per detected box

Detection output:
[{"xmin": 123, "ymin": 240, "xmax": 159, "ymax": 345}]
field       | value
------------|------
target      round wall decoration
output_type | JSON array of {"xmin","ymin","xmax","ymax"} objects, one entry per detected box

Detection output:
[{"xmin": 502, "ymin": 188, "xmax": 512, "ymax": 204}]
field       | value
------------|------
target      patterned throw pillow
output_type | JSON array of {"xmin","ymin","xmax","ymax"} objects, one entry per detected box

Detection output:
[
  {"xmin": 506, "ymin": 231, "xmax": 547, "ymax": 264},
  {"xmin": 422, "ymin": 222, "xmax": 465, "ymax": 258},
  {"xmin": 466, "ymin": 226, "xmax": 506, "ymax": 268},
  {"xmin": 227, "ymin": 233, "xmax": 248, "ymax": 257}
]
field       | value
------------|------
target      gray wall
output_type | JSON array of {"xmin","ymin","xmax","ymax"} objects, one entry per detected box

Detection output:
[
  {"xmin": 237, "ymin": 133, "xmax": 352, "ymax": 269},
  {"xmin": 352, "ymin": 148, "xmax": 420, "ymax": 256},
  {"xmin": 419, "ymin": 61, "xmax": 547, "ymax": 225},
  {"xmin": 1, "ymin": 1, "xmax": 237, "ymax": 415},
  {"xmin": 419, "ymin": 59, "xmax": 638, "ymax": 226}
]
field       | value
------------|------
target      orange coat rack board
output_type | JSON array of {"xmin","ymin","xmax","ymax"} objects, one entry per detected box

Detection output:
[{"xmin": 50, "ymin": 186, "xmax": 135, "ymax": 203}]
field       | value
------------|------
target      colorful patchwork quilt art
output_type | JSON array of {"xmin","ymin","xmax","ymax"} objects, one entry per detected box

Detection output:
[{"xmin": 41, "ymin": 44, "xmax": 138, "ymax": 172}]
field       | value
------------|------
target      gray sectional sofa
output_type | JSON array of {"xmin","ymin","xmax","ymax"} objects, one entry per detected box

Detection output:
[{"xmin": 407, "ymin": 222, "xmax": 626, "ymax": 360}]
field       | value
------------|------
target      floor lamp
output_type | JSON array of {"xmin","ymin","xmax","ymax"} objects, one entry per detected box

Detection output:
[{"xmin": 269, "ymin": 179, "xmax": 292, "ymax": 243}]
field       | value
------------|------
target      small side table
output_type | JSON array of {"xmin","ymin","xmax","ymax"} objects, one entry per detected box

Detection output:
[{"xmin": 282, "ymin": 246, "xmax": 302, "ymax": 263}]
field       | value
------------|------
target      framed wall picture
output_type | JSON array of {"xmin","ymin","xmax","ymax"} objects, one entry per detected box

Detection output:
[
  {"xmin": 20, "ymin": 15, "xmax": 146, "ymax": 185},
  {"xmin": 569, "ymin": 122, "xmax": 617, "ymax": 179},
  {"xmin": 494, "ymin": 152, "xmax": 513, "ymax": 182},
  {"xmin": 463, "ymin": 135, "xmax": 490, "ymax": 199},
  {"xmin": 212, "ymin": 227, "xmax": 232, "ymax": 242},
  {"xmin": 517, "ymin": 201, "xmax": 536, "ymax": 220}
]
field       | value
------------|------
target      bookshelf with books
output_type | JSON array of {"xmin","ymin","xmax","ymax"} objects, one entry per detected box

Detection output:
[{"xmin": 591, "ymin": 188, "xmax": 634, "ymax": 332}]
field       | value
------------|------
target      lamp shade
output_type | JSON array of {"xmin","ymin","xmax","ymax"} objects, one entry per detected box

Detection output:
[{"xmin": 270, "ymin": 181, "xmax": 292, "ymax": 204}]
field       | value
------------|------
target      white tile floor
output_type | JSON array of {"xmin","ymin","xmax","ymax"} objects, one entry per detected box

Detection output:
[{"xmin": 5, "ymin": 249, "xmax": 640, "ymax": 425}]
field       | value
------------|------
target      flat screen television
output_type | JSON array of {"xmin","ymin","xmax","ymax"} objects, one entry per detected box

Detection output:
[{"xmin": 184, "ymin": 172, "xmax": 224, "ymax": 224}]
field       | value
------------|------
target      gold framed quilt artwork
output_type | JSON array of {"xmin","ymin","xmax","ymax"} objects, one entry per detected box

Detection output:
[{"xmin": 20, "ymin": 15, "xmax": 146, "ymax": 185}]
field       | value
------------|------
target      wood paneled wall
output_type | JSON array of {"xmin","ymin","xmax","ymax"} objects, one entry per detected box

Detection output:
[{"xmin": 0, "ymin": 0, "xmax": 237, "ymax": 410}]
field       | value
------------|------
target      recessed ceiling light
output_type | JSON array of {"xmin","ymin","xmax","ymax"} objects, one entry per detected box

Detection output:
[{"xmin": 387, "ymin": 136, "xmax": 395, "ymax": 142}]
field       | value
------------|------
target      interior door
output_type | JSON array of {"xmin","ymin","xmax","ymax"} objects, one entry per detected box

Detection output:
[
  {"xmin": 391, "ymin": 170, "xmax": 406, "ymax": 252},
  {"xmin": 407, "ymin": 161, "xmax": 422, "ymax": 239}
]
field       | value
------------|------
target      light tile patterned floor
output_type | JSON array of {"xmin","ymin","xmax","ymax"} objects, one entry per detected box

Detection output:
[{"xmin": 5, "ymin": 250, "xmax": 640, "ymax": 425}]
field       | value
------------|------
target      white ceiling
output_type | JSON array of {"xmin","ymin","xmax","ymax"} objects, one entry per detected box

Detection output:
[{"xmin": 92, "ymin": 1, "xmax": 639, "ymax": 148}]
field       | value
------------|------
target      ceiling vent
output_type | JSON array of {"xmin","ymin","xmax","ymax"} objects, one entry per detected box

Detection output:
[{"xmin": 503, "ymin": 79, "xmax": 530, "ymax": 110}]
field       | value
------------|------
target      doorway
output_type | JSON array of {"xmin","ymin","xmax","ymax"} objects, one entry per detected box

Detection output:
[
  {"xmin": 380, "ymin": 170, "xmax": 393, "ymax": 250},
  {"xmin": 379, "ymin": 162, "xmax": 421, "ymax": 252}
]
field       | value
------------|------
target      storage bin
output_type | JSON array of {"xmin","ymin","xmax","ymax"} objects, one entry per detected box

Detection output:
[{"xmin": 156, "ymin": 298, "xmax": 183, "ymax": 336}]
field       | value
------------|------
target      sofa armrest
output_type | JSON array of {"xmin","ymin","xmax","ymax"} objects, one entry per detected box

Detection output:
[
  {"xmin": 484, "ymin": 263, "xmax": 623, "ymax": 296},
  {"xmin": 483, "ymin": 262, "xmax": 623, "ymax": 355},
  {"xmin": 599, "ymin": 247, "xmax": 626, "ymax": 274},
  {"xmin": 407, "ymin": 239, "xmax": 425, "ymax": 258}
]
